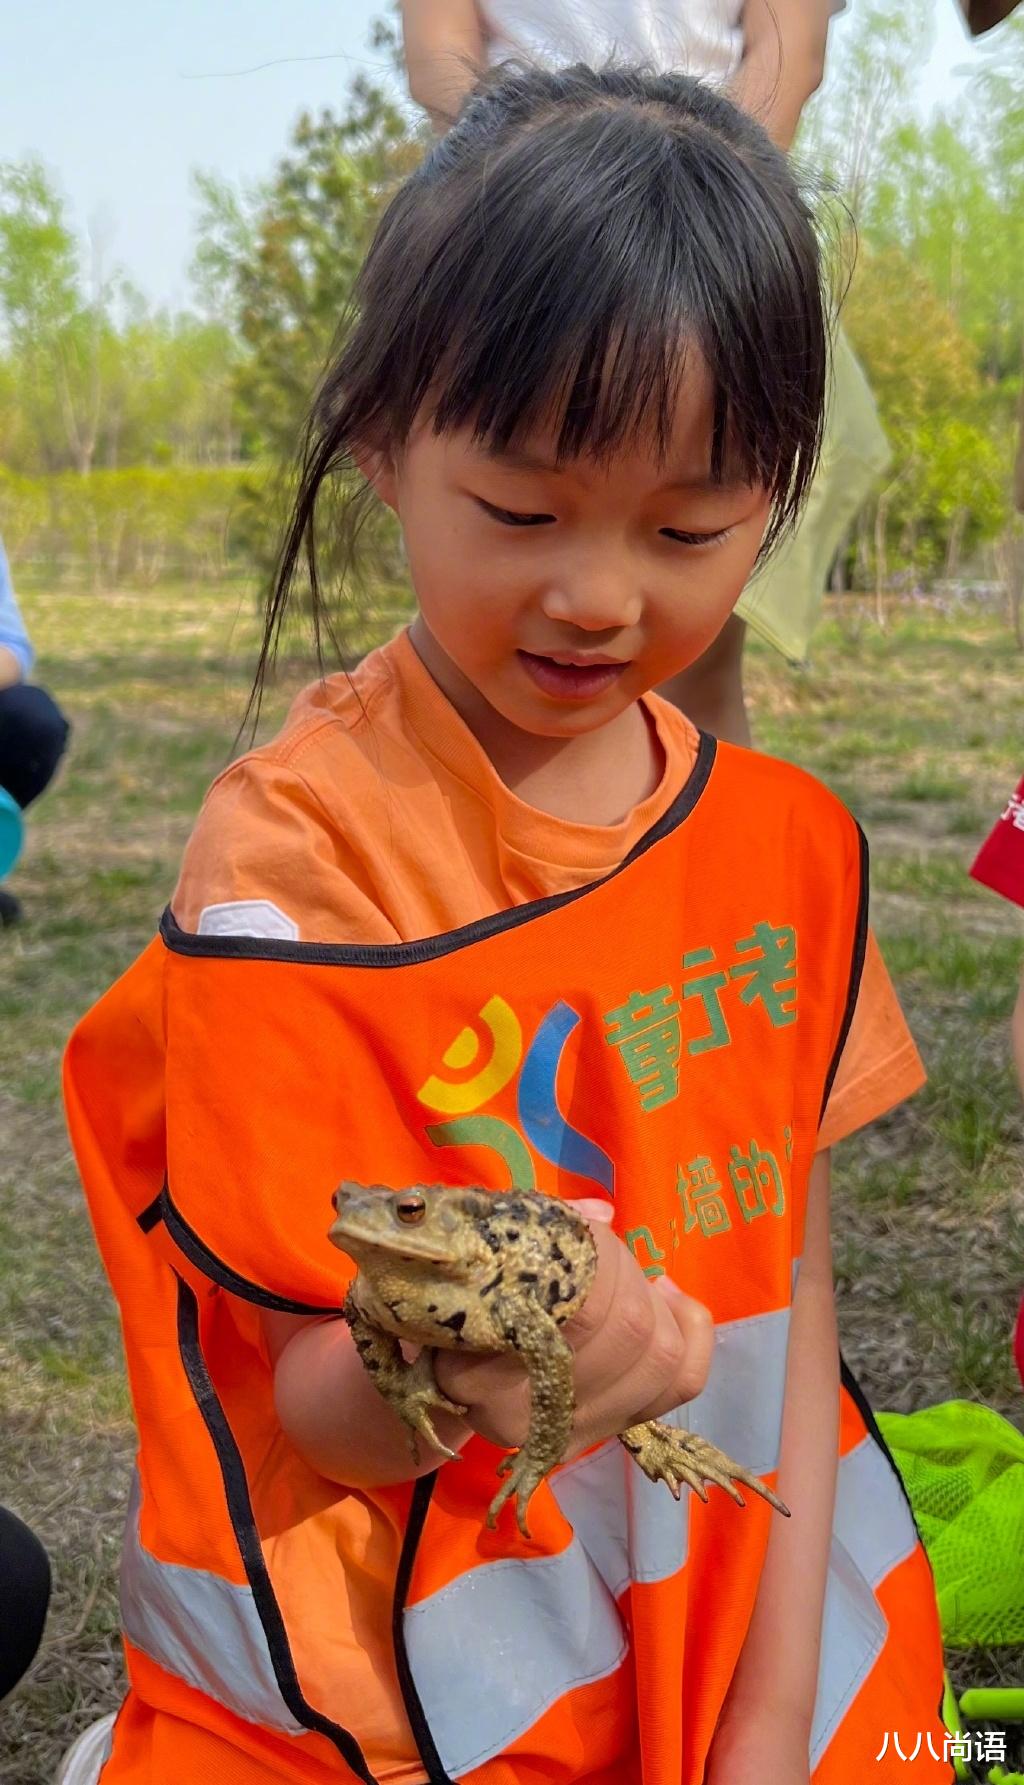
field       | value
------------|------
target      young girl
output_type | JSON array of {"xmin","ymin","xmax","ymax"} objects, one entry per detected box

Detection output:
[{"xmin": 63, "ymin": 66, "xmax": 950, "ymax": 1785}]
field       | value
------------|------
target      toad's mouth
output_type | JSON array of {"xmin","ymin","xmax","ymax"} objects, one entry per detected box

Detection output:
[{"xmin": 328, "ymin": 1220, "xmax": 471, "ymax": 1269}]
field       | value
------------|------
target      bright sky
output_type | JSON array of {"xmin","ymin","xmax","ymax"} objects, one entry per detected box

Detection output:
[{"xmin": 1, "ymin": 0, "xmax": 981, "ymax": 312}]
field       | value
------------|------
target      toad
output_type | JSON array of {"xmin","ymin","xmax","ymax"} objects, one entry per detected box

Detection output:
[{"xmin": 329, "ymin": 1181, "xmax": 789, "ymax": 1537}]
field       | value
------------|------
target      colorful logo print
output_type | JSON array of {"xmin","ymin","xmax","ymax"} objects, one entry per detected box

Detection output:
[{"xmin": 418, "ymin": 997, "xmax": 614, "ymax": 1197}]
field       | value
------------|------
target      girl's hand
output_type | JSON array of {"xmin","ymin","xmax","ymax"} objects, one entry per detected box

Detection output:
[
  {"xmin": 704, "ymin": 1706, "xmax": 812, "ymax": 1785},
  {"xmin": 433, "ymin": 1200, "xmax": 715, "ymax": 1457}
]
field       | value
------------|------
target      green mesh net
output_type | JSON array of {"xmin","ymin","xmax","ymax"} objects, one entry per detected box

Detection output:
[{"xmin": 877, "ymin": 1402, "xmax": 1024, "ymax": 1649}]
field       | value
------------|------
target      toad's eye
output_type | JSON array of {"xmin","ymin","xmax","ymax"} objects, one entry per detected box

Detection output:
[{"xmin": 395, "ymin": 1192, "xmax": 427, "ymax": 1225}]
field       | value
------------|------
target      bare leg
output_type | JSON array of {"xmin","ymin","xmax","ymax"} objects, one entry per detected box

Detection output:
[{"xmin": 657, "ymin": 615, "xmax": 752, "ymax": 748}]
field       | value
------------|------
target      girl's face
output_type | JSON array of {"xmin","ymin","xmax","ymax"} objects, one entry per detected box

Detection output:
[{"xmin": 370, "ymin": 355, "xmax": 771, "ymax": 744}]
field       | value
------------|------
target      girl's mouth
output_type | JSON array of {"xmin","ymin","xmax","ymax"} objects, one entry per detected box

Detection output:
[{"xmin": 517, "ymin": 651, "xmax": 629, "ymax": 702}]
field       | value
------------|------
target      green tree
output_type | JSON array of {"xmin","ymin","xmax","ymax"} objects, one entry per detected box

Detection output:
[
  {"xmin": 194, "ymin": 80, "xmax": 422, "ymax": 461},
  {"xmin": 192, "ymin": 69, "xmax": 426, "ymax": 636},
  {"xmin": 798, "ymin": 0, "xmax": 933, "ymax": 213},
  {"xmin": 0, "ymin": 158, "xmax": 109, "ymax": 474}
]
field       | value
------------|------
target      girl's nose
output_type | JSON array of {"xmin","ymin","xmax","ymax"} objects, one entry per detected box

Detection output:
[{"xmin": 541, "ymin": 575, "xmax": 643, "ymax": 633}]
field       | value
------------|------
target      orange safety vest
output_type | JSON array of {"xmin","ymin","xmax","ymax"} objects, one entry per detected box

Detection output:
[{"xmin": 64, "ymin": 737, "xmax": 952, "ymax": 1785}]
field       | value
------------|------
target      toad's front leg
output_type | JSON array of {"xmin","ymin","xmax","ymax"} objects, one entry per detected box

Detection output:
[
  {"xmin": 486, "ymin": 1301, "xmax": 574, "ymax": 1539},
  {"xmin": 343, "ymin": 1290, "xmax": 467, "ymax": 1462}
]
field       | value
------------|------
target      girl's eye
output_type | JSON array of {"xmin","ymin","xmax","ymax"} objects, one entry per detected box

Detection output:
[
  {"xmin": 660, "ymin": 526, "xmax": 733, "ymax": 548},
  {"xmin": 476, "ymin": 498, "xmax": 555, "ymax": 527}
]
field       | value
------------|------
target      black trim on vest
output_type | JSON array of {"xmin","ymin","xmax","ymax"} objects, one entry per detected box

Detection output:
[
  {"xmin": 175, "ymin": 1276, "xmax": 380, "ymax": 1784},
  {"xmin": 818, "ymin": 821, "xmax": 870, "ymax": 1126},
  {"xmin": 839, "ymin": 1353, "xmax": 924, "ymax": 1533},
  {"xmin": 137, "ymin": 1193, "xmax": 162, "ymax": 1234},
  {"xmin": 840, "ymin": 1352, "xmax": 951, "ymax": 1759},
  {"xmin": 391, "ymin": 1472, "xmax": 455, "ymax": 1785},
  {"xmin": 158, "ymin": 732, "xmax": 718, "ymax": 967},
  {"xmin": 144, "ymin": 1184, "xmax": 342, "ymax": 1317}
]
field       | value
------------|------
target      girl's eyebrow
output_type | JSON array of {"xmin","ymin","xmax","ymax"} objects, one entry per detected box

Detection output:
[
  {"xmin": 483, "ymin": 446, "xmax": 562, "ymax": 474},
  {"xmin": 663, "ymin": 471, "xmax": 751, "ymax": 493}
]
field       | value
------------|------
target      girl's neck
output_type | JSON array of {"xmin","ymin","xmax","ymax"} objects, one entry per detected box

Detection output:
[{"xmin": 408, "ymin": 621, "xmax": 664, "ymax": 827}]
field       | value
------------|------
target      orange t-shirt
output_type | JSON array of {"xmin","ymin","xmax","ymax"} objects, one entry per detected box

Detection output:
[{"xmin": 174, "ymin": 628, "xmax": 924, "ymax": 1147}]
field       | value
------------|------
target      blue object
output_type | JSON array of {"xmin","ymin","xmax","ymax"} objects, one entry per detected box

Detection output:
[
  {"xmin": 0, "ymin": 785, "xmax": 23, "ymax": 880},
  {"xmin": 0, "ymin": 539, "xmax": 35, "ymax": 681}
]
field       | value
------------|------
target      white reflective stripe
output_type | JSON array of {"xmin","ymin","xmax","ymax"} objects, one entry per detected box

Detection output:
[
  {"xmin": 811, "ymin": 1536, "xmax": 889, "ymax": 1767},
  {"xmin": 548, "ymin": 1300, "xmax": 792, "ymax": 1596},
  {"xmin": 120, "ymin": 1310, "xmax": 918, "ymax": 1779},
  {"xmin": 551, "ymin": 1434, "xmax": 693, "ymax": 1595},
  {"xmin": 552, "ymin": 1441, "xmax": 635, "ymax": 1598},
  {"xmin": 810, "ymin": 1436, "xmax": 920, "ymax": 1769},
  {"xmin": 683, "ymin": 1301, "xmax": 791, "ymax": 1475},
  {"xmin": 403, "ymin": 1539, "xmax": 629, "ymax": 1778},
  {"xmin": 833, "ymin": 1433, "xmax": 920, "ymax": 1588},
  {"xmin": 120, "ymin": 1473, "xmax": 304, "ymax": 1736},
  {"xmin": 406, "ymin": 1301, "xmax": 793, "ymax": 1775}
]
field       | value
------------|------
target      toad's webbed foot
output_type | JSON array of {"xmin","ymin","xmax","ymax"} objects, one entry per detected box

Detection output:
[
  {"xmin": 486, "ymin": 1448, "xmax": 552, "ymax": 1539},
  {"xmin": 618, "ymin": 1422, "xmax": 790, "ymax": 1517},
  {"xmin": 485, "ymin": 1298, "xmax": 575, "ymax": 1539},
  {"xmin": 344, "ymin": 1293, "xmax": 467, "ymax": 1461},
  {"xmin": 390, "ymin": 1349, "xmax": 468, "ymax": 1461}
]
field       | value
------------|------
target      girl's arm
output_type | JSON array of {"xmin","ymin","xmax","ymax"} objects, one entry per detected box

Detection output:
[
  {"xmin": 400, "ymin": 0, "xmax": 486, "ymax": 133},
  {"xmin": 263, "ymin": 1209, "xmax": 715, "ymax": 1492},
  {"xmin": 0, "ymin": 645, "xmax": 24, "ymax": 690},
  {"xmin": 263, "ymin": 1310, "xmax": 473, "ymax": 1486},
  {"xmin": 732, "ymin": 0, "xmax": 836, "ymax": 150},
  {"xmin": 705, "ymin": 1149, "xmax": 839, "ymax": 1781}
]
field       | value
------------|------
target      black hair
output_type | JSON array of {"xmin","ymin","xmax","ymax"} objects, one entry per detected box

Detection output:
[{"xmin": 254, "ymin": 62, "xmax": 830, "ymax": 705}]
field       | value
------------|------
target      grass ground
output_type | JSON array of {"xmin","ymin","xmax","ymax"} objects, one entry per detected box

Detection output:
[{"xmin": 1, "ymin": 585, "xmax": 1022, "ymax": 1781}]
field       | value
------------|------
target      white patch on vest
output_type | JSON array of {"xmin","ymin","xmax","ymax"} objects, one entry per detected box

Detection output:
[
  {"xmin": 811, "ymin": 1436, "xmax": 920, "ymax": 1767},
  {"xmin": 120, "ymin": 1472, "xmax": 304, "ymax": 1735},
  {"xmin": 197, "ymin": 900, "xmax": 299, "ymax": 942}
]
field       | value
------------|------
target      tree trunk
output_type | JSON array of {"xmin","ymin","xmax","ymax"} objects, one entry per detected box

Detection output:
[
  {"xmin": 996, "ymin": 529, "xmax": 1024, "ymax": 651},
  {"xmin": 943, "ymin": 506, "xmax": 967, "ymax": 583},
  {"xmin": 830, "ymin": 523, "xmax": 851, "ymax": 594},
  {"xmin": 1013, "ymin": 370, "xmax": 1024, "ymax": 517},
  {"xmin": 904, "ymin": 517, "xmax": 920, "ymax": 592},
  {"xmin": 874, "ymin": 491, "xmax": 892, "ymax": 631},
  {"xmin": 855, "ymin": 505, "xmax": 873, "ymax": 592}
]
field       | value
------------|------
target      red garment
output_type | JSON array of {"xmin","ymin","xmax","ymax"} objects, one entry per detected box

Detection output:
[
  {"xmin": 969, "ymin": 775, "xmax": 1024, "ymax": 909},
  {"xmin": 970, "ymin": 777, "xmax": 1024, "ymax": 1389}
]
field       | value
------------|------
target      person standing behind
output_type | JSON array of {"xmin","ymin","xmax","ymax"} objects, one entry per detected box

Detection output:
[
  {"xmin": 0, "ymin": 536, "xmax": 71, "ymax": 926},
  {"xmin": 400, "ymin": 0, "xmax": 890, "ymax": 747}
]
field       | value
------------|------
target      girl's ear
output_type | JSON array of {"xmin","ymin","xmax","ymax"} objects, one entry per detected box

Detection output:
[{"xmin": 353, "ymin": 443, "xmax": 399, "ymax": 514}]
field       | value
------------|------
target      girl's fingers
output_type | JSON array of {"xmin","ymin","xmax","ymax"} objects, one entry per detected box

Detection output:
[
  {"xmin": 625, "ymin": 1280, "xmax": 715, "ymax": 1422},
  {"xmin": 566, "ymin": 1197, "xmax": 615, "ymax": 1225},
  {"xmin": 438, "ymin": 1215, "xmax": 715, "ymax": 1455},
  {"xmin": 433, "ymin": 1348, "xmax": 532, "ymax": 1448},
  {"xmin": 573, "ymin": 1279, "xmax": 714, "ymax": 1443},
  {"xmin": 564, "ymin": 1217, "xmax": 650, "ymax": 1350}
]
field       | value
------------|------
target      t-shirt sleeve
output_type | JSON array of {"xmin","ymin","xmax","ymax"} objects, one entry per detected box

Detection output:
[
  {"xmin": 171, "ymin": 750, "xmax": 393, "ymax": 946},
  {"xmin": 817, "ymin": 928, "xmax": 925, "ymax": 1151}
]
